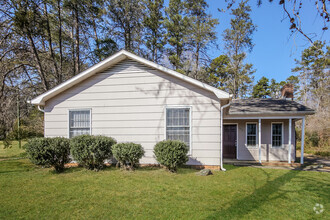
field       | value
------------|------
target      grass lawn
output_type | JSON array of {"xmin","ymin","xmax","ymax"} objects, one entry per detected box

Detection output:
[
  {"xmin": 0, "ymin": 141, "xmax": 27, "ymax": 159},
  {"xmin": 0, "ymin": 158, "xmax": 329, "ymax": 219}
]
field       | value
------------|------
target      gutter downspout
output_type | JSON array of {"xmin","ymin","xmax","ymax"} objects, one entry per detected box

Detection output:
[
  {"xmin": 38, "ymin": 105, "xmax": 45, "ymax": 113},
  {"xmin": 28, "ymin": 100, "xmax": 45, "ymax": 113},
  {"xmin": 36, "ymin": 105, "xmax": 45, "ymax": 137},
  {"xmin": 220, "ymin": 101, "xmax": 231, "ymax": 171}
]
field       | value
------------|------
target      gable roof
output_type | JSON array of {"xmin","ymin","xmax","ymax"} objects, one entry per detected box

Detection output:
[
  {"xmin": 30, "ymin": 50, "xmax": 231, "ymax": 105},
  {"xmin": 227, "ymin": 99, "xmax": 315, "ymax": 115}
]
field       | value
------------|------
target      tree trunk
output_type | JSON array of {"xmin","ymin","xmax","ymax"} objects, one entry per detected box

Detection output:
[
  {"xmin": 44, "ymin": 2, "xmax": 60, "ymax": 84},
  {"xmin": 27, "ymin": 32, "xmax": 49, "ymax": 91},
  {"xmin": 74, "ymin": 4, "xmax": 80, "ymax": 74},
  {"xmin": 71, "ymin": 12, "xmax": 76, "ymax": 76},
  {"xmin": 93, "ymin": 18, "xmax": 100, "ymax": 50},
  {"xmin": 125, "ymin": 30, "xmax": 129, "ymax": 51},
  {"xmin": 58, "ymin": 0, "xmax": 63, "ymax": 83}
]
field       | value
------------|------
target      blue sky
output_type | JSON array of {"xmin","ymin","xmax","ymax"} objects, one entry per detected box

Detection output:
[
  {"xmin": 165, "ymin": 0, "xmax": 329, "ymax": 83},
  {"xmin": 207, "ymin": 0, "xmax": 329, "ymax": 82}
]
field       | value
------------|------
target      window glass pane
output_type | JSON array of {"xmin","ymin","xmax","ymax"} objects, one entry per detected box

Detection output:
[
  {"xmin": 246, "ymin": 124, "xmax": 257, "ymax": 146},
  {"xmin": 166, "ymin": 108, "xmax": 190, "ymax": 146},
  {"xmin": 69, "ymin": 110, "xmax": 90, "ymax": 138},
  {"xmin": 272, "ymin": 123, "xmax": 282, "ymax": 147},
  {"xmin": 247, "ymin": 124, "xmax": 256, "ymax": 135}
]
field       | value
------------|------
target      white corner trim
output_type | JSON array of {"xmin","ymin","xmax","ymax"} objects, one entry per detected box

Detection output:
[{"xmin": 30, "ymin": 50, "xmax": 230, "ymax": 105}]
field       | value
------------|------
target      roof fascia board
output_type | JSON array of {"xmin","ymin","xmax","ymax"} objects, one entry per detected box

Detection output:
[
  {"xmin": 228, "ymin": 111, "xmax": 315, "ymax": 116},
  {"xmin": 224, "ymin": 116, "xmax": 306, "ymax": 120}
]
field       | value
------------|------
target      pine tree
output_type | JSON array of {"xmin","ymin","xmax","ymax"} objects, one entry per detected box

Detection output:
[
  {"xmin": 292, "ymin": 41, "xmax": 330, "ymax": 110},
  {"xmin": 206, "ymin": 55, "xmax": 230, "ymax": 89},
  {"xmin": 252, "ymin": 77, "xmax": 270, "ymax": 98},
  {"xmin": 164, "ymin": 0, "xmax": 189, "ymax": 71},
  {"xmin": 184, "ymin": 0, "xmax": 218, "ymax": 79},
  {"xmin": 107, "ymin": 0, "xmax": 145, "ymax": 54},
  {"xmin": 222, "ymin": 0, "xmax": 256, "ymax": 98},
  {"xmin": 143, "ymin": 0, "xmax": 166, "ymax": 63}
]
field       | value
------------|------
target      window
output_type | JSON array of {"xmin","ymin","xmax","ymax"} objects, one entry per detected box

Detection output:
[
  {"xmin": 272, "ymin": 123, "xmax": 283, "ymax": 147},
  {"xmin": 69, "ymin": 110, "xmax": 91, "ymax": 138},
  {"xmin": 246, "ymin": 123, "xmax": 257, "ymax": 147},
  {"xmin": 166, "ymin": 108, "xmax": 190, "ymax": 147}
]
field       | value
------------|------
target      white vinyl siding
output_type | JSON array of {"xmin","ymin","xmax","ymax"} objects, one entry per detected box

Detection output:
[
  {"xmin": 272, "ymin": 123, "xmax": 283, "ymax": 147},
  {"xmin": 166, "ymin": 107, "xmax": 190, "ymax": 147},
  {"xmin": 44, "ymin": 59, "xmax": 221, "ymax": 165},
  {"xmin": 69, "ymin": 110, "xmax": 91, "ymax": 138},
  {"xmin": 246, "ymin": 123, "xmax": 257, "ymax": 147}
]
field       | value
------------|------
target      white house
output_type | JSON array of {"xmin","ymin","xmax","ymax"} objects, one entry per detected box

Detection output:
[{"xmin": 30, "ymin": 50, "xmax": 314, "ymax": 170}]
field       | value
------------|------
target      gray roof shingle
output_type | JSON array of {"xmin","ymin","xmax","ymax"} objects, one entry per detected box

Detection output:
[{"xmin": 228, "ymin": 99, "xmax": 315, "ymax": 115}]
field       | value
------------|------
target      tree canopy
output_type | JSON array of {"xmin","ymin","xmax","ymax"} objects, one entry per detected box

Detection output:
[{"xmin": 0, "ymin": 0, "xmax": 328, "ymax": 144}]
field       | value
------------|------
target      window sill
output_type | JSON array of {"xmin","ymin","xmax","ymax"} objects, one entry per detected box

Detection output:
[
  {"xmin": 246, "ymin": 145, "xmax": 258, "ymax": 149},
  {"xmin": 270, "ymin": 145, "xmax": 284, "ymax": 149}
]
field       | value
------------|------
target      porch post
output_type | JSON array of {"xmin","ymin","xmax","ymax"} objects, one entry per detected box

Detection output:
[
  {"xmin": 288, "ymin": 118, "xmax": 292, "ymax": 163},
  {"xmin": 300, "ymin": 117, "xmax": 305, "ymax": 164},
  {"xmin": 258, "ymin": 118, "xmax": 261, "ymax": 163}
]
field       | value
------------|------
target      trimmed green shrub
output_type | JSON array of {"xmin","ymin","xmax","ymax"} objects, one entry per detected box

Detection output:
[
  {"xmin": 70, "ymin": 135, "xmax": 116, "ymax": 170},
  {"xmin": 112, "ymin": 142, "xmax": 145, "ymax": 170},
  {"xmin": 154, "ymin": 140, "xmax": 189, "ymax": 172},
  {"xmin": 25, "ymin": 137, "xmax": 70, "ymax": 172}
]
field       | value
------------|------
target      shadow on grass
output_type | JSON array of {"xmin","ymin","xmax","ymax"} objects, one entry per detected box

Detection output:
[
  {"xmin": 0, "ymin": 160, "xmax": 36, "ymax": 174},
  {"xmin": 0, "ymin": 152, "xmax": 28, "ymax": 160},
  {"xmin": 207, "ymin": 167, "xmax": 303, "ymax": 219}
]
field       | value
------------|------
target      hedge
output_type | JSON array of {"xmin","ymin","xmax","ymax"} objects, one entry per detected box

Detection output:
[
  {"xmin": 25, "ymin": 137, "xmax": 71, "ymax": 172},
  {"xmin": 112, "ymin": 142, "xmax": 144, "ymax": 170},
  {"xmin": 154, "ymin": 140, "xmax": 189, "ymax": 172},
  {"xmin": 70, "ymin": 135, "xmax": 116, "ymax": 170}
]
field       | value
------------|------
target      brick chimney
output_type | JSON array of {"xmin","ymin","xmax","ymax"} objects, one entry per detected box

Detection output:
[{"xmin": 281, "ymin": 83, "xmax": 294, "ymax": 100}]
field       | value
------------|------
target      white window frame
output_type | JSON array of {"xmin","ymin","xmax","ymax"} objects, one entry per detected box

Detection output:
[
  {"xmin": 68, "ymin": 108, "xmax": 92, "ymax": 138},
  {"xmin": 164, "ymin": 105, "xmax": 192, "ymax": 155},
  {"xmin": 271, "ymin": 122, "xmax": 284, "ymax": 148},
  {"xmin": 245, "ymin": 122, "xmax": 258, "ymax": 148}
]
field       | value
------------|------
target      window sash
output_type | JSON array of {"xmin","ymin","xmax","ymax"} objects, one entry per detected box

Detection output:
[
  {"xmin": 246, "ymin": 124, "xmax": 257, "ymax": 147},
  {"xmin": 272, "ymin": 123, "xmax": 283, "ymax": 147},
  {"xmin": 69, "ymin": 110, "xmax": 90, "ymax": 138},
  {"xmin": 166, "ymin": 108, "xmax": 190, "ymax": 146}
]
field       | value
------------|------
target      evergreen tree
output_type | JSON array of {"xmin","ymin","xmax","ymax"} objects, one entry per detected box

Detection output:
[
  {"xmin": 143, "ymin": 0, "xmax": 166, "ymax": 63},
  {"xmin": 269, "ymin": 78, "xmax": 282, "ymax": 98},
  {"xmin": 222, "ymin": 0, "xmax": 256, "ymax": 98},
  {"xmin": 89, "ymin": 0, "xmax": 118, "ymax": 62},
  {"xmin": 184, "ymin": 0, "xmax": 218, "ymax": 79},
  {"xmin": 107, "ymin": 0, "xmax": 145, "ymax": 54},
  {"xmin": 164, "ymin": 0, "xmax": 189, "ymax": 71},
  {"xmin": 252, "ymin": 76, "xmax": 270, "ymax": 98},
  {"xmin": 206, "ymin": 55, "xmax": 230, "ymax": 89},
  {"xmin": 292, "ymin": 41, "xmax": 330, "ymax": 110}
]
